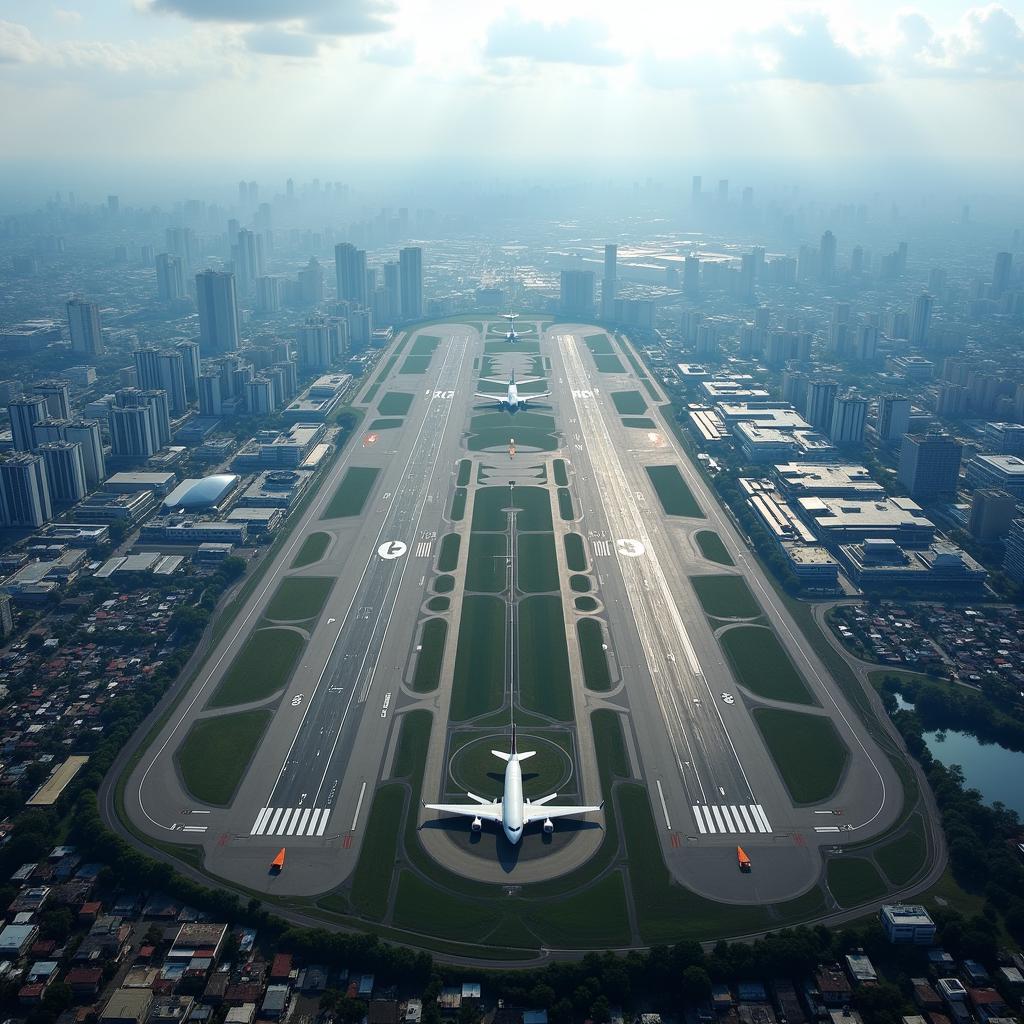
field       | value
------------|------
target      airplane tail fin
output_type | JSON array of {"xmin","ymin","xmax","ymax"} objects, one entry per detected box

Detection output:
[{"xmin": 511, "ymin": 370, "xmax": 515, "ymax": 383}]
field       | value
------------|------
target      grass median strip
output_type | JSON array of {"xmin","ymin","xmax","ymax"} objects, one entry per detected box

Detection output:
[
  {"xmin": 696, "ymin": 530, "xmax": 734, "ymax": 565},
  {"xmin": 578, "ymin": 618, "xmax": 612, "ymax": 692},
  {"xmin": 207, "ymin": 628, "xmax": 304, "ymax": 708},
  {"xmin": 466, "ymin": 533, "xmax": 507, "ymax": 592},
  {"xmin": 753, "ymin": 707, "xmax": 849, "ymax": 804},
  {"xmin": 557, "ymin": 488, "xmax": 574, "ymax": 521},
  {"xmin": 553, "ymin": 459, "xmax": 569, "ymax": 487},
  {"xmin": 876, "ymin": 814, "xmax": 927, "ymax": 886},
  {"xmin": 622, "ymin": 417, "xmax": 656, "ymax": 428},
  {"xmin": 720, "ymin": 625, "xmax": 814, "ymax": 704},
  {"xmin": 564, "ymin": 533, "xmax": 586, "ymax": 571},
  {"xmin": 450, "ymin": 596, "xmax": 505, "ymax": 720},
  {"xmin": 449, "ymin": 487, "xmax": 466, "ymax": 521},
  {"xmin": 368, "ymin": 418, "xmax": 403, "ymax": 430},
  {"xmin": 350, "ymin": 785, "xmax": 406, "ymax": 921},
  {"xmin": 377, "ymin": 391, "xmax": 413, "ymax": 416},
  {"xmin": 611, "ymin": 390, "xmax": 647, "ymax": 415},
  {"xmin": 593, "ymin": 354, "xmax": 625, "ymax": 373},
  {"xmin": 472, "ymin": 485, "xmax": 552, "ymax": 532},
  {"xmin": 826, "ymin": 857, "xmax": 888, "ymax": 908},
  {"xmin": 412, "ymin": 618, "xmax": 447, "ymax": 693},
  {"xmin": 263, "ymin": 576, "xmax": 333, "ymax": 622},
  {"xmin": 691, "ymin": 574, "xmax": 761, "ymax": 619},
  {"xmin": 457, "ymin": 458, "xmax": 472, "ymax": 487},
  {"xmin": 518, "ymin": 595, "xmax": 573, "ymax": 721},
  {"xmin": 399, "ymin": 355, "xmax": 431, "ymax": 374},
  {"xmin": 585, "ymin": 333, "xmax": 614, "ymax": 354},
  {"xmin": 321, "ymin": 466, "xmax": 379, "ymax": 519},
  {"xmin": 646, "ymin": 464, "xmax": 704, "ymax": 518},
  {"xmin": 437, "ymin": 533, "xmax": 461, "ymax": 572},
  {"xmin": 291, "ymin": 531, "xmax": 330, "ymax": 568},
  {"xmin": 518, "ymin": 533, "xmax": 558, "ymax": 592},
  {"xmin": 176, "ymin": 709, "xmax": 272, "ymax": 806}
]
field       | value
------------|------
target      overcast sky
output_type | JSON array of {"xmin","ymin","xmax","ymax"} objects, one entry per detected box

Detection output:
[{"xmin": 1, "ymin": 1, "xmax": 1023, "ymax": 180}]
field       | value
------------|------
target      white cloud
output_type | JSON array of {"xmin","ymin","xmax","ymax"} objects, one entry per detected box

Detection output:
[
  {"xmin": 0, "ymin": 20, "xmax": 44, "ymax": 63},
  {"xmin": 244, "ymin": 27, "xmax": 321, "ymax": 57},
  {"xmin": 485, "ymin": 15, "xmax": 625, "ymax": 67},
  {"xmin": 148, "ymin": 0, "xmax": 395, "ymax": 34}
]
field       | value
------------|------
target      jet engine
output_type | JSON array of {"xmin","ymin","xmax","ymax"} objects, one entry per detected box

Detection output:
[
  {"xmin": 543, "ymin": 818, "xmax": 554, "ymax": 834},
  {"xmin": 471, "ymin": 816, "xmax": 482, "ymax": 832}
]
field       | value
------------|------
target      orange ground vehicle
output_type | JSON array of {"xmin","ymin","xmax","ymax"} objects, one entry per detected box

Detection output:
[
  {"xmin": 270, "ymin": 848, "xmax": 286, "ymax": 873},
  {"xmin": 737, "ymin": 846, "xmax": 751, "ymax": 872}
]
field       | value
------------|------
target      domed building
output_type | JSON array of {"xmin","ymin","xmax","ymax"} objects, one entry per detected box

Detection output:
[{"xmin": 162, "ymin": 473, "xmax": 239, "ymax": 513}]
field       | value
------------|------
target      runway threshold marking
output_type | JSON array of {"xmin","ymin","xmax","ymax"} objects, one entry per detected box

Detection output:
[
  {"xmin": 691, "ymin": 804, "xmax": 773, "ymax": 835},
  {"xmin": 656, "ymin": 779, "xmax": 672, "ymax": 830},
  {"xmin": 250, "ymin": 806, "xmax": 331, "ymax": 837}
]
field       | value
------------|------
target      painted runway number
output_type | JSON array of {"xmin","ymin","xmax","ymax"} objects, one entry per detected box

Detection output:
[{"xmin": 291, "ymin": 694, "xmax": 304, "ymax": 707}]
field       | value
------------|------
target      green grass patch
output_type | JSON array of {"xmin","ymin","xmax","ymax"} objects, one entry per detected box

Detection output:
[
  {"xmin": 518, "ymin": 533, "xmax": 559, "ymax": 593},
  {"xmin": 392, "ymin": 871, "xmax": 498, "ymax": 942},
  {"xmin": 695, "ymin": 530, "xmax": 734, "ymax": 565},
  {"xmin": 578, "ymin": 618, "xmax": 612, "ymax": 692},
  {"xmin": 523, "ymin": 871, "xmax": 631, "ymax": 947},
  {"xmin": 557, "ymin": 488, "xmax": 574, "ymax": 521},
  {"xmin": 466, "ymin": 533, "xmax": 507, "ymax": 592},
  {"xmin": 593, "ymin": 353, "xmax": 625, "ymax": 373},
  {"xmin": 437, "ymin": 533, "xmax": 460, "ymax": 572},
  {"xmin": 434, "ymin": 574, "xmax": 454, "ymax": 594},
  {"xmin": 450, "ymin": 596, "xmax": 505, "ymax": 721},
  {"xmin": 720, "ymin": 625, "xmax": 814, "ymax": 704},
  {"xmin": 399, "ymin": 355, "xmax": 431, "ymax": 374},
  {"xmin": 484, "ymin": 340, "xmax": 540, "ymax": 354},
  {"xmin": 208, "ymin": 628, "xmax": 304, "ymax": 708},
  {"xmin": 646, "ymin": 464, "xmax": 704, "ymax": 518},
  {"xmin": 377, "ymin": 391, "xmax": 413, "ymax": 416},
  {"xmin": 449, "ymin": 731, "xmax": 573, "ymax": 801},
  {"xmin": 472, "ymin": 485, "xmax": 552, "ymax": 532},
  {"xmin": 291, "ymin": 531, "xmax": 330, "ymax": 568},
  {"xmin": 176, "ymin": 709, "xmax": 271, "ymax": 806},
  {"xmin": 350, "ymin": 785, "xmax": 405, "ymax": 920},
  {"xmin": 753, "ymin": 708, "xmax": 849, "ymax": 804},
  {"xmin": 321, "ymin": 466, "xmax": 379, "ymax": 519},
  {"xmin": 468, "ymin": 412, "xmax": 557, "ymax": 453},
  {"xmin": 518, "ymin": 595, "xmax": 573, "ymax": 721},
  {"xmin": 691, "ymin": 574, "xmax": 761, "ymax": 619},
  {"xmin": 412, "ymin": 619, "xmax": 447, "ymax": 693},
  {"xmin": 570, "ymin": 574, "xmax": 591, "ymax": 593},
  {"xmin": 575, "ymin": 596, "xmax": 598, "ymax": 611},
  {"xmin": 564, "ymin": 533, "xmax": 586, "ymax": 571},
  {"xmin": 592, "ymin": 708, "xmax": 630, "ymax": 780},
  {"xmin": 263, "ymin": 576, "xmax": 333, "ymax": 622},
  {"xmin": 426, "ymin": 596, "xmax": 449, "ymax": 612},
  {"xmin": 368, "ymin": 418, "xmax": 403, "ymax": 430},
  {"xmin": 457, "ymin": 459, "xmax": 471, "ymax": 487},
  {"xmin": 622, "ymin": 417, "xmax": 657, "ymax": 428},
  {"xmin": 876, "ymin": 814, "xmax": 927, "ymax": 886},
  {"xmin": 826, "ymin": 857, "xmax": 888, "ymax": 908},
  {"xmin": 393, "ymin": 708, "xmax": 432, "ymax": 779},
  {"xmin": 585, "ymin": 333, "xmax": 614, "ymax": 354},
  {"xmin": 449, "ymin": 487, "xmax": 467, "ymax": 521},
  {"xmin": 410, "ymin": 335, "xmax": 440, "ymax": 356},
  {"xmin": 611, "ymin": 390, "xmax": 647, "ymax": 415},
  {"xmin": 553, "ymin": 459, "xmax": 568, "ymax": 487}
]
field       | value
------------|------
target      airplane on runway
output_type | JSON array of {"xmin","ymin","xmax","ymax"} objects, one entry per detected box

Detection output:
[
  {"xmin": 424, "ymin": 723, "xmax": 603, "ymax": 845},
  {"xmin": 502, "ymin": 312, "xmax": 520, "ymax": 342},
  {"xmin": 474, "ymin": 371, "xmax": 549, "ymax": 411}
]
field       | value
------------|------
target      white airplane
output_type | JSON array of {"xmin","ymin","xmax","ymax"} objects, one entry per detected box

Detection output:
[
  {"xmin": 424, "ymin": 723, "xmax": 603, "ymax": 845},
  {"xmin": 502, "ymin": 312, "xmax": 520, "ymax": 342},
  {"xmin": 474, "ymin": 371, "xmax": 550, "ymax": 410}
]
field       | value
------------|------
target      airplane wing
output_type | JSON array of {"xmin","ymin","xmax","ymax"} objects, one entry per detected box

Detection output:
[
  {"xmin": 523, "ymin": 801, "xmax": 602, "ymax": 824},
  {"xmin": 516, "ymin": 376, "xmax": 544, "ymax": 385},
  {"xmin": 526, "ymin": 391, "xmax": 551, "ymax": 400},
  {"xmin": 477, "ymin": 377, "xmax": 506, "ymax": 385},
  {"xmin": 424, "ymin": 800, "xmax": 503, "ymax": 824},
  {"xmin": 474, "ymin": 392, "xmax": 503, "ymax": 400}
]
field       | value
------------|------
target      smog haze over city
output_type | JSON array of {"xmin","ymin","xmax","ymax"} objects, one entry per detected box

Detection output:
[{"xmin": 2, "ymin": 0, "xmax": 1024, "ymax": 1005}]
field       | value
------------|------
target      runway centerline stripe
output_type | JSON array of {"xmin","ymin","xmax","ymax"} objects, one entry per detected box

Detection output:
[
  {"xmin": 266, "ymin": 808, "xmax": 284, "ymax": 834},
  {"xmin": 306, "ymin": 809, "xmax": 322, "ymax": 835},
  {"xmin": 692, "ymin": 806, "xmax": 707, "ymax": 834},
  {"xmin": 316, "ymin": 809, "xmax": 331, "ymax": 836},
  {"xmin": 739, "ymin": 805, "xmax": 756, "ymax": 832}
]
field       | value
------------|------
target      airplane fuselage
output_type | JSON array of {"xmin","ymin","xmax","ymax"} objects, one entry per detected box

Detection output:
[
  {"xmin": 502, "ymin": 755, "xmax": 525, "ymax": 843},
  {"xmin": 506, "ymin": 382, "xmax": 520, "ymax": 409}
]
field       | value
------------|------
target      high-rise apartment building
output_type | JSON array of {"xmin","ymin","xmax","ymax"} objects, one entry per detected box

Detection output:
[
  {"xmin": 33, "ymin": 381, "xmax": 72, "ymax": 420},
  {"xmin": 806, "ymin": 379, "xmax": 838, "ymax": 431},
  {"xmin": 67, "ymin": 298, "xmax": 104, "ymax": 356},
  {"xmin": 910, "ymin": 292, "xmax": 933, "ymax": 346},
  {"xmin": 37, "ymin": 441, "xmax": 87, "ymax": 504},
  {"xmin": 601, "ymin": 244, "xmax": 617, "ymax": 319},
  {"xmin": 155, "ymin": 253, "xmax": 186, "ymax": 301},
  {"xmin": 196, "ymin": 270, "xmax": 241, "ymax": 355},
  {"xmin": 246, "ymin": 377, "xmax": 276, "ymax": 416},
  {"xmin": 399, "ymin": 246, "xmax": 423, "ymax": 320},
  {"xmin": 335, "ymin": 243, "xmax": 367, "ymax": 305},
  {"xmin": 992, "ymin": 252, "xmax": 1012, "ymax": 298},
  {"xmin": 820, "ymin": 230, "xmax": 837, "ymax": 283},
  {"xmin": 559, "ymin": 270, "xmax": 595, "ymax": 317},
  {"xmin": 176, "ymin": 340, "xmax": 201, "ymax": 403},
  {"xmin": 0, "ymin": 453, "xmax": 52, "ymax": 527},
  {"xmin": 969, "ymin": 489, "xmax": 1015, "ymax": 542},
  {"xmin": 257, "ymin": 276, "xmax": 284, "ymax": 313},
  {"xmin": 296, "ymin": 317, "xmax": 338, "ymax": 372},
  {"xmin": 109, "ymin": 404, "xmax": 158, "ymax": 459},
  {"xmin": 198, "ymin": 373, "xmax": 223, "ymax": 417},
  {"xmin": 876, "ymin": 394, "xmax": 911, "ymax": 443},
  {"xmin": 898, "ymin": 431, "xmax": 963, "ymax": 501},
  {"xmin": 8, "ymin": 396, "xmax": 48, "ymax": 452},
  {"xmin": 829, "ymin": 392, "xmax": 868, "ymax": 444},
  {"xmin": 233, "ymin": 228, "xmax": 263, "ymax": 297},
  {"xmin": 65, "ymin": 420, "xmax": 105, "ymax": 489}
]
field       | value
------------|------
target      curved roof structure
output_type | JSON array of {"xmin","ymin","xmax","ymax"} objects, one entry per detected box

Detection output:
[{"xmin": 163, "ymin": 474, "xmax": 239, "ymax": 512}]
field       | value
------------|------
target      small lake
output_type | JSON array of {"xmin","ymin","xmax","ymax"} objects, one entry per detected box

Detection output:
[{"xmin": 893, "ymin": 694, "xmax": 1024, "ymax": 817}]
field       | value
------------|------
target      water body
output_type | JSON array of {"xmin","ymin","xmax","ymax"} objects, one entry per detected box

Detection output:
[{"xmin": 892, "ymin": 693, "xmax": 1024, "ymax": 817}]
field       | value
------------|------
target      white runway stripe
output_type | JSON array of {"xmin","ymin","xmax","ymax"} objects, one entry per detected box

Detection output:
[
  {"xmin": 416, "ymin": 541, "xmax": 432, "ymax": 557},
  {"xmin": 593, "ymin": 540, "xmax": 611, "ymax": 557},
  {"xmin": 253, "ymin": 807, "xmax": 332, "ymax": 836},
  {"xmin": 691, "ymin": 804, "xmax": 774, "ymax": 835}
]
